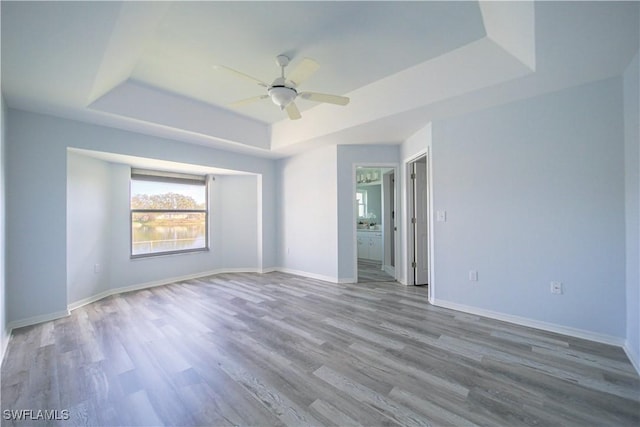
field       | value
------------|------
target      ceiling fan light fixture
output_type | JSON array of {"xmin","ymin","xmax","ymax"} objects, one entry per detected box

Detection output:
[
  {"xmin": 268, "ymin": 85, "xmax": 297, "ymax": 109},
  {"xmin": 222, "ymin": 55, "xmax": 348, "ymax": 120}
]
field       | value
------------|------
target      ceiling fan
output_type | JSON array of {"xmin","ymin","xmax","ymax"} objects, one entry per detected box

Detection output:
[{"xmin": 214, "ymin": 55, "xmax": 350, "ymax": 120}]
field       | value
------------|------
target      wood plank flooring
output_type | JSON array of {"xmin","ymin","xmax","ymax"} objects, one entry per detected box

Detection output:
[
  {"xmin": 2, "ymin": 271, "xmax": 639, "ymax": 426},
  {"xmin": 357, "ymin": 259, "xmax": 395, "ymax": 283}
]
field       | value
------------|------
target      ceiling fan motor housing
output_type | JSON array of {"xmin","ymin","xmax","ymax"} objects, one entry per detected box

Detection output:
[{"xmin": 268, "ymin": 85, "xmax": 297, "ymax": 109}]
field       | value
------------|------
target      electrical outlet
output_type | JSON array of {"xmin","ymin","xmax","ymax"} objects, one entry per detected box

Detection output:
[
  {"xmin": 469, "ymin": 270, "xmax": 478, "ymax": 281},
  {"xmin": 550, "ymin": 281, "xmax": 562, "ymax": 294}
]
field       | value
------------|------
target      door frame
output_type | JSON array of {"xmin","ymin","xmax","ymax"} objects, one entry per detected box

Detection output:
[
  {"xmin": 352, "ymin": 162, "xmax": 399, "ymax": 283},
  {"xmin": 404, "ymin": 149, "xmax": 435, "ymax": 300},
  {"xmin": 382, "ymin": 169, "xmax": 396, "ymax": 276}
]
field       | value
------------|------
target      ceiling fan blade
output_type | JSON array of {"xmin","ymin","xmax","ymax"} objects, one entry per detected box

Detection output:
[
  {"xmin": 213, "ymin": 65, "xmax": 268, "ymax": 87},
  {"xmin": 228, "ymin": 95, "xmax": 269, "ymax": 108},
  {"xmin": 298, "ymin": 91, "xmax": 350, "ymax": 106},
  {"xmin": 286, "ymin": 58, "xmax": 319, "ymax": 87},
  {"xmin": 285, "ymin": 102, "xmax": 302, "ymax": 120}
]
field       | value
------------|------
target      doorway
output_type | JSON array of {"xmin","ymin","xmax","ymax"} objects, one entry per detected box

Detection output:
[
  {"xmin": 407, "ymin": 155, "xmax": 429, "ymax": 286},
  {"xmin": 354, "ymin": 165, "xmax": 397, "ymax": 283}
]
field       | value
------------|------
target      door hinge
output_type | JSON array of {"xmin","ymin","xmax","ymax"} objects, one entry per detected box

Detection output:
[
  {"xmin": 411, "ymin": 261, "xmax": 417, "ymax": 268},
  {"xmin": 410, "ymin": 173, "xmax": 416, "ymax": 180},
  {"xmin": 411, "ymin": 217, "xmax": 417, "ymax": 224}
]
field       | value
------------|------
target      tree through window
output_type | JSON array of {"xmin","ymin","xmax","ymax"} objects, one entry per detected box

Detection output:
[{"xmin": 130, "ymin": 169, "xmax": 209, "ymax": 257}]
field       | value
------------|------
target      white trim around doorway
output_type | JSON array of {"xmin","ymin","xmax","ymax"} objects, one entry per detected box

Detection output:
[
  {"xmin": 352, "ymin": 162, "xmax": 400, "ymax": 284},
  {"xmin": 403, "ymin": 148, "xmax": 435, "ymax": 302}
]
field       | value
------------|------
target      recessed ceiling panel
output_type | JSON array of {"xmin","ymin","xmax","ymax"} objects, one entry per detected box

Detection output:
[
  {"xmin": 131, "ymin": 1, "xmax": 486, "ymax": 123},
  {"xmin": 3, "ymin": 1, "xmax": 637, "ymax": 157}
]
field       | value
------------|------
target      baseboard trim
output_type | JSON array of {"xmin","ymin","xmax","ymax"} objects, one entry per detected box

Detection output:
[
  {"xmin": 214, "ymin": 267, "xmax": 264, "ymax": 274},
  {"xmin": 8, "ymin": 271, "xmax": 636, "ymax": 375},
  {"xmin": 67, "ymin": 289, "xmax": 114, "ymax": 311},
  {"xmin": 67, "ymin": 267, "xmax": 379, "ymax": 315},
  {"xmin": 1, "ymin": 326, "xmax": 11, "ymax": 367},
  {"xmin": 7, "ymin": 269, "xmax": 271, "ymax": 336},
  {"xmin": 68, "ymin": 268, "xmax": 267, "ymax": 312},
  {"xmin": 383, "ymin": 264, "xmax": 395, "ymax": 277},
  {"xmin": 623, "ymin": 341, "xmax": 640, "ymax": 376},
  {"xmin": 119, "ymin": 268, "xmax": 238, "ymax": 292},
  {"xmin": 275, "ymin": 267, "xmax": 340, "ymax": 284},
  {"xmin": 4, "ymin": 310, "xmax": 71, "ymax": 368},
  {"xmin": 269, "ymin": 267, "xmax": 353, "ymax": 283},
  {"xmin": 432, "ymin": 298, "xmax": 626, "ymax": 348},
  {"xmin": 7, "ymin": 309, "xmax": 71, "ymax": 332}
]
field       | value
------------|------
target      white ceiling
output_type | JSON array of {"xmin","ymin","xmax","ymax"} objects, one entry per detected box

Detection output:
[
  {"xmin": 130, "ymin": 1, "xmax": 485, "ymax": 123},
  {"xmin": 2, "ymin": 1, "xmax": 638, "ymax": 158}
]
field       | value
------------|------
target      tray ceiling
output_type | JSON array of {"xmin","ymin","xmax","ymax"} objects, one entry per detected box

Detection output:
[{"xmin": 1, "ymin": 1, "xmax": 638, "ymax": 157}]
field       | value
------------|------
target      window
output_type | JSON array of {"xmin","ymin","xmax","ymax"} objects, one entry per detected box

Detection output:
[
  {"xmin": 356, "ymin": 189, "xmax": 368, "ymax": 218},
  {"xmin": 130, "ymin": 169, "xmax": 209, "ymax": 257}
]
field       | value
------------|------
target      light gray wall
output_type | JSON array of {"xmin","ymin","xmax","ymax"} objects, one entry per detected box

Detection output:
[
  {"xmin": 6, "ymin": 112, "xmax": 68, "ymax": 322},
  {"xmin": 277, "ymin": 144, "xmax": 400, "ymax": 282},
  {"xmin": 624, "ymin": 51, "xmax": 639, "ymax": 369},
  {"xmin": 336, "ymin": 145, "xmax": 399, "ymax": 280},
  {"xmin": 401, "ymin": 123, "xmax": 431, "ymax": 162},
  {"xmin": 260, "ymin": 164, "xmax": 277, "ymax": 270},
  {"xmin": 67, "ymin": 152, "xmax": 111, "ymax": 303},
  {"xmin": 105, "ymin": 162, "xmax": 225, "ymax": 291},
  {"xmin": 66, "ymin": 153, "xmax": 262, "ymax": 303},
  {"xmin": 4, "ymin": 76, "xmax": 635, "ymax": 360},
  {"xmin": 277, "ymin": 145, "xmax": 338, "ymax": 280},
  {"xmin": 6, "ymin": 109, "xmax": 276, "ymax": 324},
  {"xmin": 431, "ymin": 77, "xmax": 626, "ymax": 338},
  {"xmin": 0, "ymin": 95, "xmax": 7, "ymax": 359},
  {"xmin": 217, "ymin": 175, "xmax": 259, "ymax": 269}
]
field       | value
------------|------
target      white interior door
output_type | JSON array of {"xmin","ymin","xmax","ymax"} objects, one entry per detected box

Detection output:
[
  {"xmin": 383, "ymin": 170, "xmax": 395, "ymax": 270},
  {"xmin": 409, "ymin": 156, "xmax": 429, "ymax": 286}
]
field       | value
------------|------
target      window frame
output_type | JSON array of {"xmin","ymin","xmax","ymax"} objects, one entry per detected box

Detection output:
[
  {"xmin": 130, "ymin": 169, "xmax": 210, "ymax": 259},
  {"xmin": 356, "ymin": 189, "xmax": 368, "ymax": 218}
]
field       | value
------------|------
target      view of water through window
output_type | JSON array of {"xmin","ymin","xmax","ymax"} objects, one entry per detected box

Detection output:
[
  {"xmin": 130, "ymin": 176, "xmax": 208, "ymax": 256},
  {"xmin": 131, "ymin": 215, "xmax": 207, "ymax": 255}
]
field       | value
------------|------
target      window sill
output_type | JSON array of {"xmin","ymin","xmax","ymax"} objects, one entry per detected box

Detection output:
[{"xmin": 130, "ymin": 247, "xmax": 210, "ymax": 260}]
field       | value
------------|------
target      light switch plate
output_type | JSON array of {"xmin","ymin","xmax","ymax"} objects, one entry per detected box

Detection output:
[{"xmin": 437, "ymin": 211, "xmax": 447, "ymax": 222}]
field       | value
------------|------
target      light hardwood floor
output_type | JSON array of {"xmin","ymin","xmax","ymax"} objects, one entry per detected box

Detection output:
[
  {"xmin": 2, "ymin": 271, "xmax": 639, "ymax": 426},
  {"xmin": 357, "ymin": 259, "xmax": 395, "ymax": 283}
]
